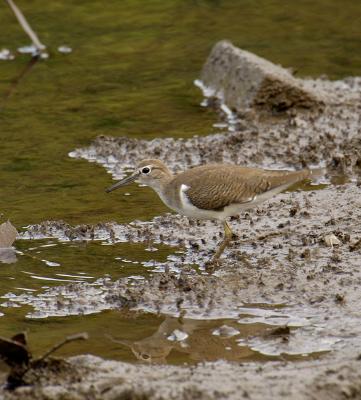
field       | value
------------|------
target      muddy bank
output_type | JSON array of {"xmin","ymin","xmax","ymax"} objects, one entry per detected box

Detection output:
[
  {"xmin": 1, "ymin": 353, "xmax": 361, "ymax": 400},
  {"xmin": 4, "ymin": 183, "xmax": 361, "ymax": 399},
  {"xmin": 18, "ymin": 183, "xmax": 361, "ymax": 312},
  {"xmin": 14, "ymin": 183, "xmax": 361, "ymax": 329},
  {"xmin": 3, "ymin": 44, "xmax": 361, "ymax": 399}
]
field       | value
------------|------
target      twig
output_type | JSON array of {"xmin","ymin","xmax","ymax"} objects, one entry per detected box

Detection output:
[
  {"xmin": 1, "ymin": 0, "xmax": 48, "ymax": 109},
  {"xmin": 4, "ymin": 0, "xmax": 46, "ymax": 53},
  {"xmin": 37, "ymin": 333, "xmax": 89, "ymax": 363}
]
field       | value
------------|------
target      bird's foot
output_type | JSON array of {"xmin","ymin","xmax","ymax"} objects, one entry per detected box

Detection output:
[{"xmin": 205, "ymin": 239, "xmax": 230, "ymax": 273}]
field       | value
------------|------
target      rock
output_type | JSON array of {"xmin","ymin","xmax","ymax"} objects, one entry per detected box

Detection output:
[
  {"xmin": 324, "ymin": 234, "xmax": 341, "ymax": 248},
  {"xmin": 0, "ymin": 220, "xmax": 17, "ymax": 248},
  {"xmin": 0, "ymin": 220, "xmax": 18, "ymax": 264},
  {"xmin": 200, "ymin": 40, "xmax": 329, "ymax": 113}
]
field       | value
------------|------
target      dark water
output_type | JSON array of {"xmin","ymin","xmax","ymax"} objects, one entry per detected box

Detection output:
[{"xmin": 0, "ymin": 0, "xmax": 360, "ymax": 365}]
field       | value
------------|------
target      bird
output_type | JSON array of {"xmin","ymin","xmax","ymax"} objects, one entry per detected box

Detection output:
[{"xmin": 106, "ymin": 159, "xmax": 323, "ymax": 265}]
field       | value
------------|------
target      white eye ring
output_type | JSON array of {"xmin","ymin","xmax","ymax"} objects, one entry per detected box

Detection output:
[{"xmin": 141, "ymin": 166, "xmax": 151, "ymax": 174}]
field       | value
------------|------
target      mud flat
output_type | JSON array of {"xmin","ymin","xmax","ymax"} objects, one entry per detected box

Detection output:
[{"xmin": 3, "ymin": 42, "xmax": 361, "ymax": 399}]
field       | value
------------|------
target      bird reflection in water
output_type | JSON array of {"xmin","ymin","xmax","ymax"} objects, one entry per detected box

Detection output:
[{"xmin": 108, "ymin": 315, "xmax": 260, "ymax": 364}]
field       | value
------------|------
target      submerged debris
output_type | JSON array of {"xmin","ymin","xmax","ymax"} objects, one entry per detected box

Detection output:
[
  {"xmin": 0, "ymin": 332, "xmax": 88, "ymax": 390},
  {"xmin": 0, "ymin": 333, "xmax": 30, "ymax": 367}
]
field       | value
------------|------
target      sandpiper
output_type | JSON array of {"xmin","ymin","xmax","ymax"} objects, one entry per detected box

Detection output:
[{"xmin": 106, "ymin": 159, "xmax": 323, "ymax": 264}]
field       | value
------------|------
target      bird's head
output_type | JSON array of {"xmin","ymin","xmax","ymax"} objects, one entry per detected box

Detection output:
[{"xmin": 106, "ymin": 159, "xmax": 173, "ymax": 193}]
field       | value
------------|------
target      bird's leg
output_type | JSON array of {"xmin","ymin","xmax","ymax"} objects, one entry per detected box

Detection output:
[
  {"xmin": 206, "ymin": 221, "xmax": 234, "ymax": 270},
  {"xmin": 223, "ymin": 220, "xmax": 234, "ymax": 240}
]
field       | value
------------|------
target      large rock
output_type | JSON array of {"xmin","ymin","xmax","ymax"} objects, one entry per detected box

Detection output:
[{"xmin": 200, "ymin": 41, "xmax": 328, "ymax": 112}]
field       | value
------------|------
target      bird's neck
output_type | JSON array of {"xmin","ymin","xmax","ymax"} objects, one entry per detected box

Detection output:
[
  {"xmin": 149, "ymin": 175, "xmax": 175, "ymax": 209},
  {"xmin": 151, "ymin": 175, "xmax": 173, "ymax": 195}
]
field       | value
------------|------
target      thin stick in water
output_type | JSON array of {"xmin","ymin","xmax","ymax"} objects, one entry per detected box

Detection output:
[
  {"xmin": 37, "ymin": 332, "xmax": 89, "ymax": 363},
  {"xmin": 4, "ymin": 0, "xmax": 46, "ymax": 52}
]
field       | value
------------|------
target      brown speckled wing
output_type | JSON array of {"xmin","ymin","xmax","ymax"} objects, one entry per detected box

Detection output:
[{"xmin": 173, "ymin": 165, "xmax": 311, "ymax": 211}]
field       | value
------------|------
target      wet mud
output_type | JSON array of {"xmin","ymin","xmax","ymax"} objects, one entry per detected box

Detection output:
[
  {"xmin": 3, "ymin": 47, "xmax": 361, "ymax": 399},
  {"xmin": 3, "ymin": 354, "xmax": 361, "ymax": 400}
]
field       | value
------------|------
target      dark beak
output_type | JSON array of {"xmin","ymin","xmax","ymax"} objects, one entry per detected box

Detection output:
[{"xmin": 105, "ymin": 171, "xmax": 140, "ymax": 193}]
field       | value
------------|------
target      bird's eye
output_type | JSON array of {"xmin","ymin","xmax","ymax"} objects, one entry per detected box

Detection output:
[{"xmin": 141, "ymin": 167, "xmax": 151, "ymax": 174}]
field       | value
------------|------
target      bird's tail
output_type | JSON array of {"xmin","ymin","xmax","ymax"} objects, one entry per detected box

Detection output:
[{"xmin": 271, "ymin": 166, "xmax": 325, "ymax": 194}]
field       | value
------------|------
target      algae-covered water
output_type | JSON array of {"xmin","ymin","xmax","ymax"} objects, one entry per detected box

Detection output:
[{"xmin": 0, "ymin": 0, "xmax": 361, "ymax": 365}]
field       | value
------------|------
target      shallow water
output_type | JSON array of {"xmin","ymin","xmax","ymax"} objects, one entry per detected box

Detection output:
[
  {"xmin": 0, "ymin": 0, "xmax": 360, "ymax": 365},
  {"xmin": 0, "ymin": 239, "xmax": 174, "ymax": 295}
]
